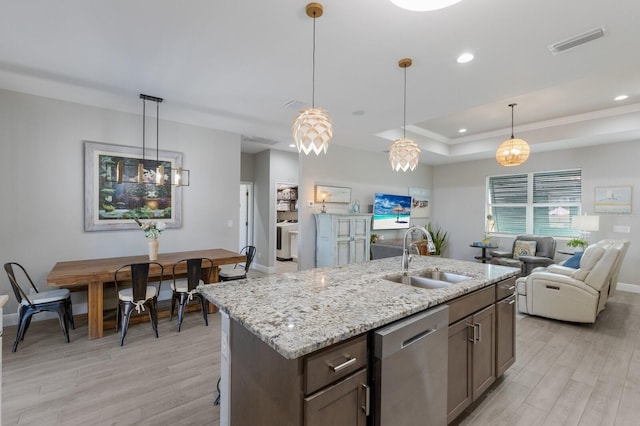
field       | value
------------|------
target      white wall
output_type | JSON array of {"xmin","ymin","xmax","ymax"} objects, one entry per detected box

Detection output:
[
  {"xmin": 0, "ymin": 89, "xmax": 241, "ymax": 314},
  {"xmin": 298, "ymin": 144, "xmax": 433, "ymax": 270},
  {"xmin": 432, "ymin": 140, "xmax": 640, "ymax": 287}
]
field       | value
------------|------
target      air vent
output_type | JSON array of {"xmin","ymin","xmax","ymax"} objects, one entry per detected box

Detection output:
[
  {"xmin": 548, "ymin": 27, "xmax": 606, "ymax": 54},
  {"xmin": 241, "ymin": 135, "xmax": 279, "ymax": 146},
  {"xmin": 283, "ymin": 99, "xmax": 307, "ymax": 109}
]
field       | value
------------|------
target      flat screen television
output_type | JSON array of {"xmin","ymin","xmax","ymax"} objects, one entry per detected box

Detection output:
[{"xmin": 373, "ymin": 193, "xmax": 412, "ymax": 230}]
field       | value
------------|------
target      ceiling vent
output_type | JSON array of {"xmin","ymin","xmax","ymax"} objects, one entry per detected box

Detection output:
[
  {"xmin": 241, "ymin": 135, "xmax": 279, "ymax": 146},
  {"xmin": 283, "ymin": 99, "xmax": 307, "ymax": 109},
  {"xmin": 548, "ymin": 27, "xmax": 606, "ymax": 54}
]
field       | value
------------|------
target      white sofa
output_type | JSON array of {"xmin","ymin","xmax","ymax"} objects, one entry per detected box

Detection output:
[{"xmin": 516, "ymin": 239, "xmax": 629, "ymax": 323}]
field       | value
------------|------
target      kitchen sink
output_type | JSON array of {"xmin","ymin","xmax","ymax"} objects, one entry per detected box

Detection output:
[{"xmin": 384, "ymin": 270, "xmax": 472, "ymax": 289}]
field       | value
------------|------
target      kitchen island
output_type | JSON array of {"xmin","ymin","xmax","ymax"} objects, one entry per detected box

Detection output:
[{"xmin": 200, "ymin": 256, "xmax": 520, "ymax": 425}]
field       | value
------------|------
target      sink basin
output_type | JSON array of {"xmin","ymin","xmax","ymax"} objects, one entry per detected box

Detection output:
[
  {"xmin": 415, "ymin": 270, "xmax": 472, "ymax": 283},
  {"xmin": 384, "ymin": 270, "xmax": 471, "ymax": 290}
]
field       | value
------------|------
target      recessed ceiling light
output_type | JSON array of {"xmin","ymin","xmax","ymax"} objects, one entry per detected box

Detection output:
[
  {"xmin": 614, "ymin": 95, "xmax": 629, "ymax": 101},
  {"xmin": 289, "ymin": 143, "xmax": 296, "ymax": 148},
  {"xmin": 457, "ymin": 53, "xmax": 474, "ymax": 64},
  {"xmin": 389, "ymin": 0, "xmax": 463, "ymax": 12},
  {"xmin": 458, "ymin": 128, "xmax": 467, "ymax": 133}
]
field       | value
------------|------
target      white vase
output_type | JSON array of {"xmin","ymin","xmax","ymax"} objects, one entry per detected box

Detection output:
[{"xmin": 147, "ymin": 238, "xmax": 159, "ymax": 260}]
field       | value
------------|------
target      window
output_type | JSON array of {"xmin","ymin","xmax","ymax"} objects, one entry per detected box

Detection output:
[{"xmin": 487, "ymin": 169, "xmax": 582, "ymax": 237}]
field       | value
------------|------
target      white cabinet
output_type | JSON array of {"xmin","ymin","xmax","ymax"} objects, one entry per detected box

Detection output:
[{"xmin": 314, "ymin": 214, "xmax": 372, "ymax": 267}]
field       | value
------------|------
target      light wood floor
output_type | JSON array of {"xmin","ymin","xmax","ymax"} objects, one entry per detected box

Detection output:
[{"xmin": 4, "ymin": 291, "xmax": 640, "ymax": 425}]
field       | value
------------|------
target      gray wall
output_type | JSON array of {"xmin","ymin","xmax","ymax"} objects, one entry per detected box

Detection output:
[
  {"xmin": 298, "ymin": 144, "xmax": 433, "ymax": 270},
  {"xmin": 0, "ymin": 89, "xmax": 241, "ymax": 314},
  {"xmin": 432, "ymin": 140, "xmax": 640, "ymax": 287}
]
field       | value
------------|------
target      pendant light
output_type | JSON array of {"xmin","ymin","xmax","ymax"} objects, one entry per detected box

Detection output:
[
  {"xmin": 389, "ymin": 0, "xmax": 463, "ymax": 12},
  {"xmin": 139, "ymin": 94, "xmax": 190, "ymax": 186},
  {"xmin": 389, "ymin": 58, "xmax": 421, "ymax": 172},
  {"xmin": 292, "ymin": 2, "xmax": 333, "ymax": 156},
  {"xmin": 496, "ymin": 103, "xmax": 530, "ymax": 167}
]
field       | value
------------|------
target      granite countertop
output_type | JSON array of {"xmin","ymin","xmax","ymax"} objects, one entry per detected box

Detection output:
[{"xmin": 199, "ymin": 256, "xmax": 519, "ymax": 360}]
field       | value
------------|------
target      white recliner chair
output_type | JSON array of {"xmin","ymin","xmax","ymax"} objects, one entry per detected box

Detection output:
[{"xmin": 516, "ymin": 239, "xmax": 629, "ymax": 323}]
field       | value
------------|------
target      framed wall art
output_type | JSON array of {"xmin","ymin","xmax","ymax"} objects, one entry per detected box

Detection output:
[
  {"xmin": 84, "ymin": 141, "xmax": 183, "ymax": 231},
  {"xmin": 314, "ymin": 185, "xmax": 351, "ymax": 203},
  {"xmin": 409, "ymin": 187, "xmax": 430, "ymax": 218},
  {"xmin": 594, "ymin": 186, "xmax": 632, "ymax": 214}
]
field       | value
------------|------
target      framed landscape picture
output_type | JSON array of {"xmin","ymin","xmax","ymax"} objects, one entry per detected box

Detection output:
[
  {"xmin": 84, "ymin": 141, "xmax": 183, "ymax": 231},
  {"xmin": 594, "ymin": 186, "xmax": 632, "ymax": 214},
  {"xmin": 315, "ymin": 185, "xmax": 351, "ymax": 203}
]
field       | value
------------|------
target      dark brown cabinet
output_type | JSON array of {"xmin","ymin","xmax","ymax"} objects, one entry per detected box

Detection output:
[
  {"xmin": 447, "ymin": 304, "xmax": 496, "ymax": 423},
  {"xmin": 496, "ymin": 292, "xmax": 516, "ymax": 376},
  {"xmin": 304, "ymin": 369, "xmax": 368, "ymax": 426},
  {"xmin": 229, "ymin": 320, "xmax": 368, "ymax": 426}
]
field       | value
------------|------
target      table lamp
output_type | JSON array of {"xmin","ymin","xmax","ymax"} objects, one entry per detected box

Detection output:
[{"xmin": 571, "ymin": 214, "xmax": 599, "ymax": 244}]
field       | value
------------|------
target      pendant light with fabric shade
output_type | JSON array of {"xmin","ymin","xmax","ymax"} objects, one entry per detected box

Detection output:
[
  {"xmin": 292, "ymin": 3, "xmax": 333, "ymax": 156},
  {"xmin": 389, "ymin": 58, "xmax": 421, "ymax": 172}
]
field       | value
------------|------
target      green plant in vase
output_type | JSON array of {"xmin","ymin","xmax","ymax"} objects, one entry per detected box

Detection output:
[
  {"xmin": 427, "ymin": 223, "xmax": 448, "ymax": 256},
  {"xmin": 566, "ymin": 238, "xmax": 588, "ymax": 252}
]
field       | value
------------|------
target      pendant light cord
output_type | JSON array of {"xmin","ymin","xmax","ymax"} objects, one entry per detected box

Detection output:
[
  {"xmin": 156, "ymin": 101, "xmax": 160, "ymax": 164},
  {"xmin": 403, "ymin": 66, "xmax": 407, "ymax": 139},
  {"xmin": 311, "ymin": 11, "xmax": 316, "ymax": 109},
  {"xmin": 510, "ymin": 103, "xmax": 515, "ymax": 139},
  {"xmin": 142, "ymin": 98, "xmax": 146, "ymax": 161}
]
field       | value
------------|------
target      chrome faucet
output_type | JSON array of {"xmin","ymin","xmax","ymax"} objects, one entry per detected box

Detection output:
[{"xmin": 402, "ymin": 225, "xmax": 436, "ymax": 272}]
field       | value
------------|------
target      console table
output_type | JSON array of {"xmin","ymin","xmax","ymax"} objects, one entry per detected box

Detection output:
[
  {"xmin": 470, "ymin": 242, "xmax": 498, "ymax": 263},
  {"xmin": 47, "ymin": 248, "xmax": 245, "ymax": 340}
]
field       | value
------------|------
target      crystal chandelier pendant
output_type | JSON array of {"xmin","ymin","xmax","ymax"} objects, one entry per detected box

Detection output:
[
  {"xmin": 292, "ymin": 107, "xmax": 333, "ymax": 155},
  {"xmin": 389, "ymin": 137, "xmax": 420, "ymax": 171}
]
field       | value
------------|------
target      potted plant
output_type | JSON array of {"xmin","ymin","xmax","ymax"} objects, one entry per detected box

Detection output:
[
  {"xmin": 566, "ymin": 238, "xmax": 588, "ymax": 252},
  {"xmin": 427, "ymin": 223, "xmax": 448, "ymax": 256}
]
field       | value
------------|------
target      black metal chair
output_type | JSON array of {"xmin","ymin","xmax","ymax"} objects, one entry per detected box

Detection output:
[
  {"xmin": 219, "ymin": 246, "xmax": 256, "ymax": 281},
  {"xmin": 114, "ymin": 262, "xmax": 163, "ymax": 346},
  {"xmin": 4, "ymin": 262, "xmax": 75, "ymax": 352},
  {"xmin": 170, "ymin": 257, "xmax": 213, "ymax": 332}
]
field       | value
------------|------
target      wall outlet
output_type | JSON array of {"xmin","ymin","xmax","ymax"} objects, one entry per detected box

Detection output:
[
  {"xmin": 227, "ymin": 219, "xmax": 233, "ymax": 228},
  {"xmin": 613, "ymin": 225, "xmax": 631, "ymax": 233},
  {"xmin": 307, "ymin": 201, "xmax": 314, "ymax": 208}
]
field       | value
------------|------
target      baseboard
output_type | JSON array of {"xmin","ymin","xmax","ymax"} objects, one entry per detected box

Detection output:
[
  {"xmin": 616, "ymin": 282, "xmax": 640, "ymax": 294},
  {"xmin": 252, "ymin": 263, "xmax": 276, "ymax": 275}
]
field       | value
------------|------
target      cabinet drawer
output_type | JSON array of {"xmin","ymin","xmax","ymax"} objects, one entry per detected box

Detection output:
[
  {"xmin": 496, "ymin": 277, "xmax": 516, "ymax": 301},
  {"xmin": 448, "ymin": 285, "xmax": 496, "ymax": 325},
  {"xmin": 305, "ymin": 335, "xmax": 367, "ymax": 395}
]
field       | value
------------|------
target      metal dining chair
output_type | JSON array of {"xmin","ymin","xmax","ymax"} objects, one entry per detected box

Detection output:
[
  {"xmin": 114, "ymin": 262, "xmax": 163, "ymax": 346},
  {"xmin": 219, "ymin": 246, "xmax": 256, "ymax": 281},
  {"xmin": 4, "ymin": 262, "xmax": 75, "ymax": 352},
  {"xmin": 170, "ymin": 257, "xmax": 213, "ymax": 332}
]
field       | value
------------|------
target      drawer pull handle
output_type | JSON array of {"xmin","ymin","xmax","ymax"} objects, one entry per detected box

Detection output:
[
  {"xmin": 508, "ymin": 299, "xmax": 516, "ymax": 305},
  {"xmin": 507, "ymin": 285, "xmax": 515, "ymax": 291},
  {"xmin": 331, "ymin": 357, "xmax": 357, "ymax": 372}
]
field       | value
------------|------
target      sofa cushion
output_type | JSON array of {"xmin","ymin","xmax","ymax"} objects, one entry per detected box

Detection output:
[
  {"xmin": 572, "ymin": 245, "xmax": 606, "ymax": 281},
  {"xmin": 563, "ymin": 252, "xmax": 583, "ymax": 269},
  {"xmin": 513, "ymin": 240, "xmax": 537, "ymax": 259}
]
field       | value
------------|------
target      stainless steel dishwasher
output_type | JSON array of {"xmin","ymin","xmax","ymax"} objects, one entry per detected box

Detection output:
[{"xmin": 372, "ymin": 305, "xmax": 449, "ymax": 426}]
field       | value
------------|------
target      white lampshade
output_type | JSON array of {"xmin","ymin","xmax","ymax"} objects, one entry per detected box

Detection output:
[
  {"xmin": 572, "ymin": 215, "xmax": 600, "ymax": 232},
  {"xmin": 389, "ymin": 138, "xmax": 421, "ymax": 172},
  {"xmin": 389, "ymin": 0, "xmax": 463, "ymax": 11},
  {"xmin": 292, "ymin": 107, "xmax": 333, "ymax": 155}
]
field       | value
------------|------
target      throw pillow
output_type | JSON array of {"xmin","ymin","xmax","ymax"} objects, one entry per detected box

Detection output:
[
  {"xmin": 563, "ymin": 252, "xmax": 583, "ymax": 269},
  {"xmin": 513, "ymin": 240, "xmax": 537, "ymax": 259}
]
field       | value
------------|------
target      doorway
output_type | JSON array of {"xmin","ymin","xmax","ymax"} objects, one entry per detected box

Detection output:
[{"xmin": 276, "ymin": 182, "xmax": 299, "ymax": 273}]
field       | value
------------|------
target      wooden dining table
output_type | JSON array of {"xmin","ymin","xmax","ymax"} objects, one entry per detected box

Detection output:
[{"xmin": 47, "ymin": 248, "xmax": 245, "ymax": 340}]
